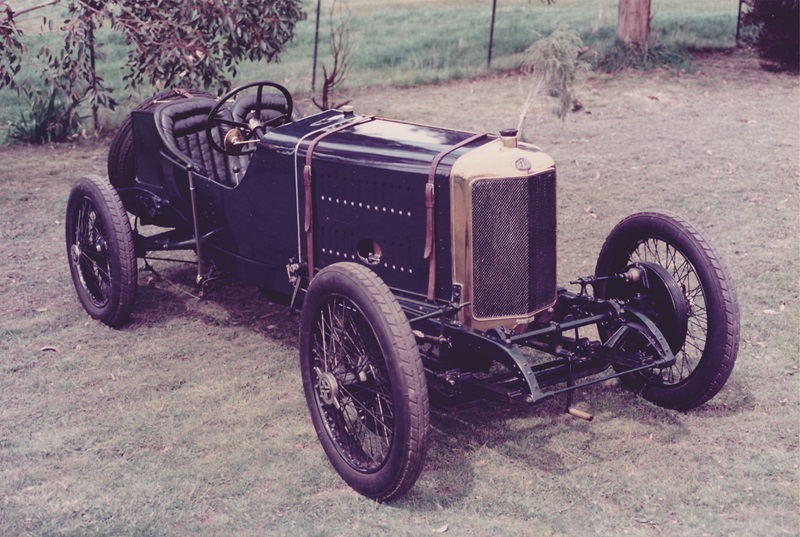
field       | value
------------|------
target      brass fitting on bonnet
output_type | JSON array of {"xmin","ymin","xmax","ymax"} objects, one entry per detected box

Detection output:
[{"xmin": 499, "ymin": 128, "xmax": 518, "ymax": 148}]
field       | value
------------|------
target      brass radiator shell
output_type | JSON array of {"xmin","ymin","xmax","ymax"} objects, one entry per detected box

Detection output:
[{"xmin": 450, "ymin": 140, "xmax": 557, "ymax": 331}]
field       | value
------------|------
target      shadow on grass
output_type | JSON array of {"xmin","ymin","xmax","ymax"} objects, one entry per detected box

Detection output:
[
  {"xmin": 403, "ymin": 364, "xmax": 754, "ymax": 509},
  {"xmin": 690, "ymin": 377, "xmax": 756, "ymax": 416},
  {"xmin": 398, "ymin": 381, "xmax": 729, "ymax": 508},
  {"xmin": 127, "ymin": 261, "xmax": 300, "ymax": 341},
  {"xmin": 123, "ymin": 257, "xmax": 755, "ymax": 511}
]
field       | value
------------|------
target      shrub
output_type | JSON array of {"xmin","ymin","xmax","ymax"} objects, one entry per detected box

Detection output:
[
  {"xmin": 521, "ymin": 27, "xmax": 591, "ymax": 120},
  {"xmin": 743, "ymin": 0, "xmax": 800, "ymax": 73},
  {"xmin": 7, "ymin": 89, "xmax": 82, "ymax": 144}
]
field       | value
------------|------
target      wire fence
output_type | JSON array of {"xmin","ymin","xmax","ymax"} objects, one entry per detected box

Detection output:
[{"xmin": 309, "ymin": 0, "xmax": 746, "ymax": 83}]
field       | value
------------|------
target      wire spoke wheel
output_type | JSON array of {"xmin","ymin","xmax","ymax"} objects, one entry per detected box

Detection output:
[
  {"xmin": 311, "ymin": 295, "xmax": 395, "ymax": 471},
  {"xmin": 66, "ymin": 175, "xmax": 137, "ymax": 327},
  {"xmin": 71, "ymin": 199, "xmax": 113, "ymax": 307},
  {"xmin": 595, "ymin": 211, "xmax": 739, "ymax": 410},
  {"xmin": 626, "ymin": 238, "xmax": 707, "ymax": 386},
  {"xmin": 300, "ymin": 263, "xmax": 429, "ymax": 501}
]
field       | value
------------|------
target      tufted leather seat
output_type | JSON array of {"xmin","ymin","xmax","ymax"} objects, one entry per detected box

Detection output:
[{"xmin": 154, "ymin": 98, "xmax": 242, "ymax": 187}]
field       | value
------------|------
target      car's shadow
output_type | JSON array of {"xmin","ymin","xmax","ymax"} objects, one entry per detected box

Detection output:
[
  {"xmin": 402, "ymin": 376, "xmax": 754, "ymax": 507},
  {"xmin": 128, "ymin": 259, "xmax": 754, "ymax": 509},
  {"xmin": 129, "ymin": 260, "xmax": 300, "ymax": 341}
]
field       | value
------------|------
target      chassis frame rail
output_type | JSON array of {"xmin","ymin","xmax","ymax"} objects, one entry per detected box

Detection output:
[{"xmin": 397, "ymin": 287, "xmax": 676, "ymax": 409}]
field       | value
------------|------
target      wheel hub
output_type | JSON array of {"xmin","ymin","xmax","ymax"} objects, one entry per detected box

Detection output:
[
  {"xmin": 70, "ymin": 243, "xmax": 81, "ymax": 265},
  {"xmin": 316, "ymin": 369, "xmax": 340, "ymax": 408},
  {"xmin": 630, "ymin": 262, "xmax": 690, "ymax": 354}
]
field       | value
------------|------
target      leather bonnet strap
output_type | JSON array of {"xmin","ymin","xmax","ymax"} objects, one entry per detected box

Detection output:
[
  {"xmin": 424, "ymin": 132, "xmax": 490, "ymax": 301},
  {"xmin": 303, "ymin": 115, "xmax": 375, "ymax": 279}
]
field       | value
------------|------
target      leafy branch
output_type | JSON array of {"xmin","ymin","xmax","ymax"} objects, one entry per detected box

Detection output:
[{"xmin": 2, "ymin": 0, "xmax": 305, "ymax": 141}]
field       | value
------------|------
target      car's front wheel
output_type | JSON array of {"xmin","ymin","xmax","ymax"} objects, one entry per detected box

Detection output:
[
  {"xmin": 594, "ymin": 211, "xmax": 740, "ymax": 410},
  {"xmin": 66, "ymin": 175, "xmax": 137, "ymax": 327},
  {"xmin": 299, "ymin": 263, "xmax": 429, "ymax": 501}
]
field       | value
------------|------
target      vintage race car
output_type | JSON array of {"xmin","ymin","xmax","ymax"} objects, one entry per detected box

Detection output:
[{"xmin": 65, "ymin": 81, "xmax": 740, "ymax": 501}]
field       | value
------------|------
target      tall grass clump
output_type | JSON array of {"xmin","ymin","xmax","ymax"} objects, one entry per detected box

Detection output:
[
  {"xmin": 6, "ymin": 88, "xmax": 82, "ymax": 144},
  {"xmin": 0, "ymin": 29, "xmax": 132, "ymax": 139},
  {"xmin": 598, "ymin": 41, "xmax": 693, "ymax": 73}
]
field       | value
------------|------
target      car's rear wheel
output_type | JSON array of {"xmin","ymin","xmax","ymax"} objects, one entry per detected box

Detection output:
[
  {"xmin": 299, "ymin": 263, "xmax": 429, "ymax": 501},
  {"xmin": 594, "ymin": 211, "xmax": 739, "ymax": 410},
  {"xmin": 108, "ymin": 88, "xmax": 214, "ymax": 188},
  {"xmin": 66, "ymin": 175, "xmax": 137, "ymax": 327}
]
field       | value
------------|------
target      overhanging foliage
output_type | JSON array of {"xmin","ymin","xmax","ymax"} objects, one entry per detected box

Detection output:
[{"xmin": 0, "ymin": 0, "xmax": 305, "ymax": 140}]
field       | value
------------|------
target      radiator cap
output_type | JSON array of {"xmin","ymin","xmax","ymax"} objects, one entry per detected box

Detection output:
[{"xmin": 499, "ymin": 128, "xmax": 518, "ymax": 148}]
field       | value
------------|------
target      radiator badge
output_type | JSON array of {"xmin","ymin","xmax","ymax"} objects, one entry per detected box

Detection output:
[{"xmin": 515, "ymin": 158, "xmax": 532, "ymax": 172}]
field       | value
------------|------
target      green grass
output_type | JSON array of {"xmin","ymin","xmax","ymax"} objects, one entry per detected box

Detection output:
[
  {"xmin": 243, "ymin": 0, "xmax": 741, "ymax": 87},
  {"xmin": 1, "ymin": 0, "xmax": 741, "ymax": 136}
]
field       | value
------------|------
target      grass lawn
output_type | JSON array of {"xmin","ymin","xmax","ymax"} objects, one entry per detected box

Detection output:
[
  {"xmin": 2, "ymin": 0, "xmax": 741, "ymax": 134},
  {"xmin": 0, "ymin": 51, "xmax": 797, "ymax": 535}
]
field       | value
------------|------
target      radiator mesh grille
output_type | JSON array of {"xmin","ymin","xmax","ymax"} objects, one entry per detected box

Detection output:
[{"xmin": 470, "ymin": 172, "xmax": 557, "ymax": 319}]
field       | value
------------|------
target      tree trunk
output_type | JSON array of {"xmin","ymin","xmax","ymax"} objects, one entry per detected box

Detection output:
[{"xmin": 617, "ymin": 0, "xmax": 651, "ymax": 46}]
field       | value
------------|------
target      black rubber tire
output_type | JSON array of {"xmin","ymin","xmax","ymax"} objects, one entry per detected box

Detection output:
[
  {"xmin": 299, "ymin": 263, "xmax": 429, "ymax": 501},
  {"xmin": 595, "ymin": 211, "xmax": 740, "ymax": 410},
  {"xmin": 66, "ymin": 175, "xmax": 138, "ymax": 327},
  {"xmin": 107, "ymin": 88, "xmax": 214, "ymax": 188}
]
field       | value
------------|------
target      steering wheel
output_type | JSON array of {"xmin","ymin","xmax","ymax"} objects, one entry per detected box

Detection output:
[{"xmin": 206, "ymin": 81, "xmax": 294, "ymax": 156}]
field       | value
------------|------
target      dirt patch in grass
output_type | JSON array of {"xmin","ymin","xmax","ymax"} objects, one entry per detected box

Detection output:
[{"xmin": 1, "ymin": 51, "xmax": 797, "ymax": 536}]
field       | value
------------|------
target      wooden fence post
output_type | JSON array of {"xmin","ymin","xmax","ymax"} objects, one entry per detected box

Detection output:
[
  {"xmin": 487, "ymin": 0, "xmax": 497, "ymax": 68},
  {"xmin": 312, "ymin": 0, "xmax": 322, "ymax": 91}
]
